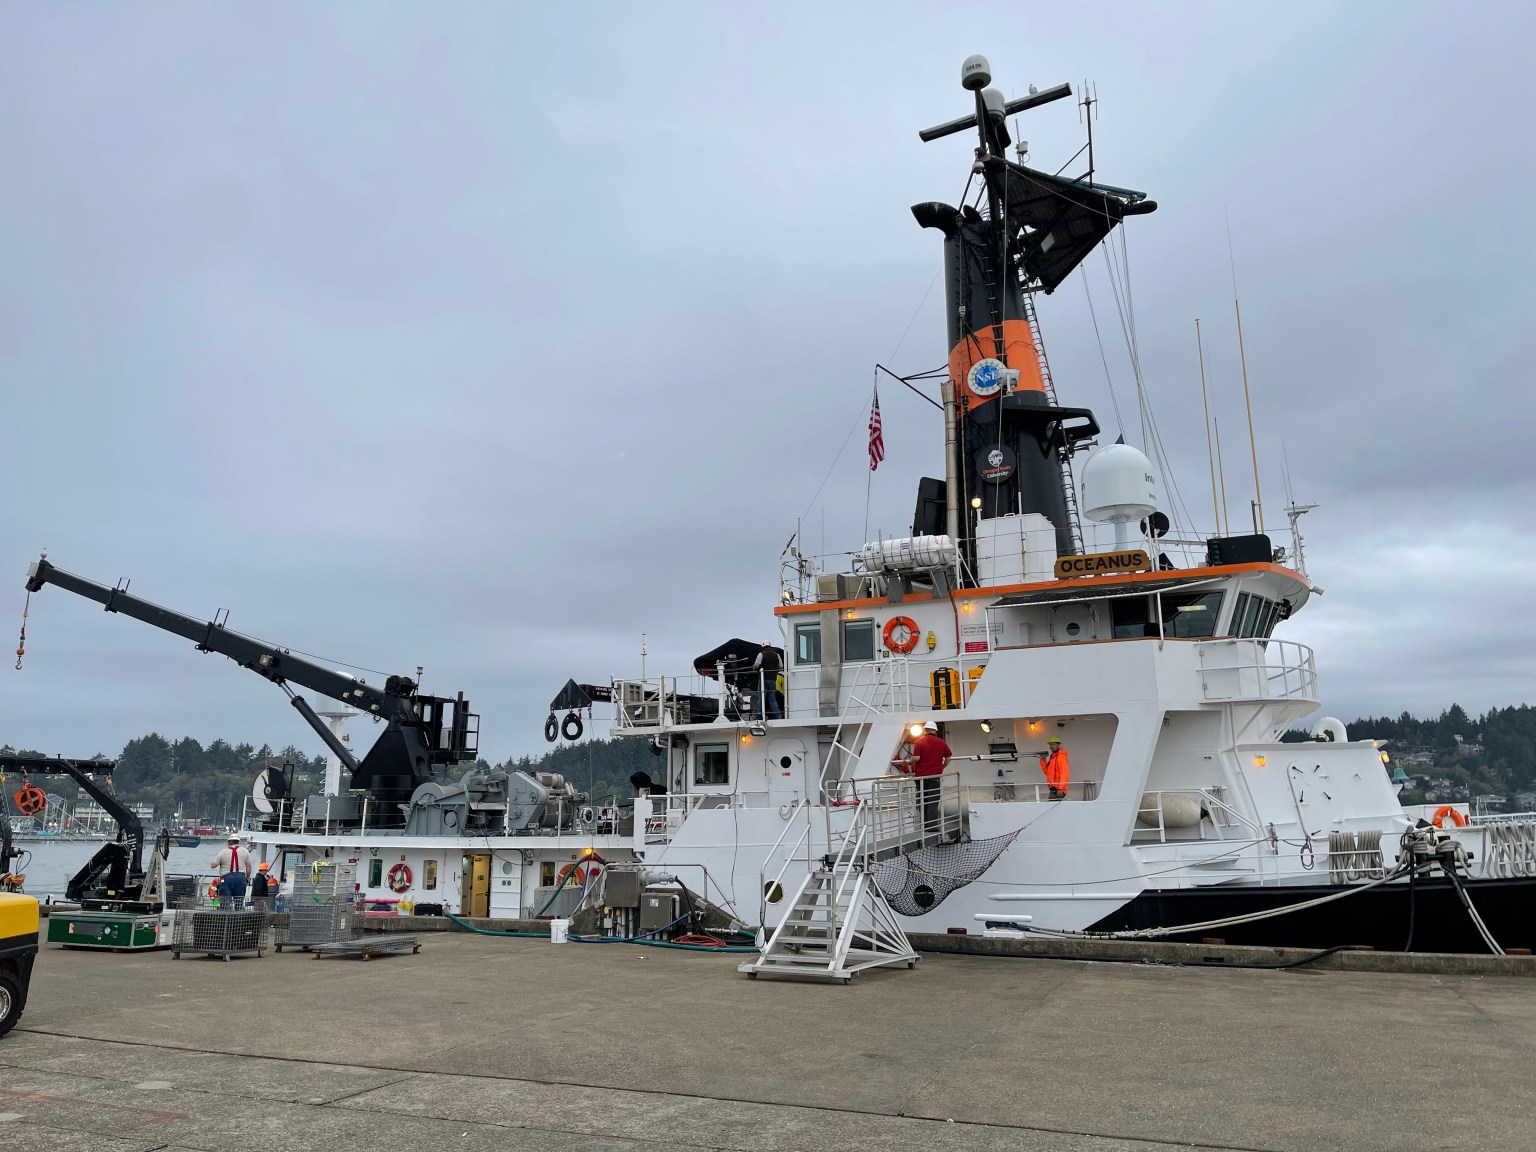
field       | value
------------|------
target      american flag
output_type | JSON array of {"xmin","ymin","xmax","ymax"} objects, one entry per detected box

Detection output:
[{"xmin": 868, "ymin": 389, "xmax": 885, "ymax": 471}]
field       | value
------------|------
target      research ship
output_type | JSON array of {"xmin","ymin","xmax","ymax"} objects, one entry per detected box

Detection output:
[{"xmin": 21, "ymin": 55, "xmax": 1534, "ymax": 979}]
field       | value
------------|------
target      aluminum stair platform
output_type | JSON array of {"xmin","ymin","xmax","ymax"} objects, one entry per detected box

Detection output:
[{"xmin": 740, "ymin": 803, "xmax": 919, "ymax": 985}]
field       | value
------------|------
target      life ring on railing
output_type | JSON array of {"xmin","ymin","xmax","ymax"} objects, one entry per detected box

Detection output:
[
  {"xmin": 1432, "ymin": 805, "xmax": 1469, "ymax": 829},
  {"xmin": 883, "ymin": 616, "xmax": 919, "ymax": 655},
  {"xmin": 387, "ymin": 862, "xmax": 412, "ymax": 893},
  {"xmin": 544, "ymin": 713, "xmax": 559, "ymax": 743},
  {"xmin": 561, "ymin": 711, "xmax": 584, "ymax": 741},
  {"xmin": 557, "ymin": 863, "xmax": 587, "ymax": 887},
  {"xmin": 13, "ymin": 785, "xmax": 46, "ymax": 816}
]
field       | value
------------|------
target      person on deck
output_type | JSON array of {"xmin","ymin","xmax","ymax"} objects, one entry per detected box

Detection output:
[
  {"xmin": 211, "ymin": 834, "xmax": 253, "ymax": 906},
  {"xmin": 752, "ymin": 642, "xmax": 782, "ymax": 719},
  {"xmin": 903, "ymin": 721, "xmax": 952, "ymax": 843},
  {"xmin": 251, "ymin": 861, "xmax": 273, "ymax": 908},
  {"xmin": 1039, "ymin": 736, "xmax": 1071, "ymax": 799}
]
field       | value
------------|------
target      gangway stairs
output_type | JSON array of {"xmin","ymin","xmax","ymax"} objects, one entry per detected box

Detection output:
[{"xmin": 739, "ymin": 798, "xmax": 919, "ymax": 985}]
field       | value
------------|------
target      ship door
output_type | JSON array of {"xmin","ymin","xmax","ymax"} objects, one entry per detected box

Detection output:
[{"xmin": 461, "ymin": 852, "xmax": 491, "ymax": 917}]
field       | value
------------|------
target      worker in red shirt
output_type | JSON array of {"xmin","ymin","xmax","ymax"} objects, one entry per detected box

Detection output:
[
  {"xmin": 903, "ymin": 721, "xmax": 951, "ymax": 843},
  {"xmin": 1038, "ymin": 736, "xmax": 1070, "ymax": 799}
]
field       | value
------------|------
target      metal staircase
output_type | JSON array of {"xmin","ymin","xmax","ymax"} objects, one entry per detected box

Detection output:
[
  {"xmin": 1022, "ymin": 290, "xmax": 1086, "ymax": 554},
  {"xmin": 739, "ymin": 800, "xmax": 919, "ymax": 985}
]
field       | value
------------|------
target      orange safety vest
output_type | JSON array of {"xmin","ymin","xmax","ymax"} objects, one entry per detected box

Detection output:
[{"xmin": 1038, "ymin": 748, "xmax": 1070, "ymax": 791}]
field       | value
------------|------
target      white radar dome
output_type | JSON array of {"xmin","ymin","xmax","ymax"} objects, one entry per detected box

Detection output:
[
  {"xmin": 1080, "ymin": 443, "xmax": 1158, "ymax": 524},
  {"xmin": 961, "ymin": 55, "xmax": 992, "ymax": 91}
]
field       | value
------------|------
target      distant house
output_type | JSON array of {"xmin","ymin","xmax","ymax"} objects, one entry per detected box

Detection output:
[{"xmin": 1513, "ymin": 792, "xmax": 1536, "ymax": 810}]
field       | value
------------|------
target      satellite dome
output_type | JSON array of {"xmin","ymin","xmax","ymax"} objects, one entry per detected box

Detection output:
[
  {"xmin": 1080, "ymin": 443, "xmax": 1158, "ymax": 525},
  {"xmin": 1081, "ymin": 445, "xmax": 1155, "ymax": 556}
]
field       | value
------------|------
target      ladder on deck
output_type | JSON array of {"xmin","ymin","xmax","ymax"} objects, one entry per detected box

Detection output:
[
  {"xmin": 739, "ymin": 801, "xmax": 919, "ymax": 985},
  {"xmin": 1022, "ymin": 290, "xmax": 1086, "ymax": 554}
]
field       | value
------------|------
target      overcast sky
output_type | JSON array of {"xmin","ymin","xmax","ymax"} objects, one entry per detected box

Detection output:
[{"xmin": 2, "ymin": 3, "xmax": 1532, "ymax": 766}]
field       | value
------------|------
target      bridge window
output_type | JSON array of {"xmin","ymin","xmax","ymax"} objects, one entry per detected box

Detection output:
[
  {"xmin": 1161, "ymin": 591, "xmax": 1224, "ymax": 638},
  {"xmin": 794, "ymin": 622, "xmax": 821, "ymax": 665},
  {"xmin": 1111, "ymin": 597, "xmax": 1151, "ymax": 638},
  {"xmin": 843, "ymin": 619, "xmax": 876, "ymax": 661},
  {"xmin": 1231, "ymin": 592, "xmax": 1277, "ymax": 638},
  {"xmin": 695, "ymin": 743, "xmax": 730, "ymax": 786}
]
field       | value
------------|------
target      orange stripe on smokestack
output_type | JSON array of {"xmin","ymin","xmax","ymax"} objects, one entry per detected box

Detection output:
[{"xmin": 948, "ymin": 319, "xmax": 1044, "ymax": 405}]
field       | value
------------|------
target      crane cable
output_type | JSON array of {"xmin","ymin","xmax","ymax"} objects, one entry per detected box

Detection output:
[{"xmin": 15, "ymin": 589, "xmax": 28, "ymax": 670}]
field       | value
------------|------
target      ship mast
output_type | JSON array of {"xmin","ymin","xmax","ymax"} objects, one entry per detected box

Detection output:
[{"xmin": 913, "ymin": 56, "xmax": 1154, "ymax": 584}]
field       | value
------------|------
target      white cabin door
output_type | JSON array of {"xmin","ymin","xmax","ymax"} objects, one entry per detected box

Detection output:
[{"xmin": 489, "ymin": 851, "xmax": 523, "ymax": 917}]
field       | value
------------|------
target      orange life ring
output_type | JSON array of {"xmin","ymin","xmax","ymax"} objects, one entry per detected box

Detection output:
[
  {"xmin": 557, "ymin": 863, "xmax": 587, "ymax": 888},
  {"xmin": 13, "ymin": 785, "xmax": 46, "ymax": 816},
  {"xmin": 1431, "ymin": 805, "xmax": 1469, "ymax": 829},
  {"xmin": 883, "ymin": 616, "xmax": 919, "ymax": 655},
  {"xmin": 387, "ymin": 862, "xmax": 412, "ymax": 893},
  {"xmin": 207, "ymin": 879, "xmax": 220, "ymax": 900}
]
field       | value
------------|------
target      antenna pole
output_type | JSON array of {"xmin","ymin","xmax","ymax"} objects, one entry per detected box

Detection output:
[
  {"xmin": 1195, "ymin": 319, "xmax": 1220, "ymax": 534},
  {"xmin": 1080, "ymin": 82, "xmax": 1096, "ymax": 182},
  {"xmin": 1285, "ymin": 501, "xmax": 1317, "ymax": 577},
  {"xmin": 1227, "ymin": 215, "xmax": 1265, "ymax": 534},
  {"xmin": 1213, "ymin": 412, "xmax": 1231, "ymax": 537}
]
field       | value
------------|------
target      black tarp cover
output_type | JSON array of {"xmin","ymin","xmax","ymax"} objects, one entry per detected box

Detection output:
[
  {"xmin": 985, "ymin": 158, "xmax": 1155, "ymax": 294},
  {"xmin": 693, "ymin": 638, "xmax": 784, "ymax": 688}
]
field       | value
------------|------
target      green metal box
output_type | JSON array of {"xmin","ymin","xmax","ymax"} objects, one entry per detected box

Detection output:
[{"xmin": 46, "ymin": 909, "xmax": 172, "ymax": 951}]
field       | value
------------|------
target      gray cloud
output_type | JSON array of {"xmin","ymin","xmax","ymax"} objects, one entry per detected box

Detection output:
[{"xmin": 3, "ymin": 3, "xmax": 1532, "ymax": 763}]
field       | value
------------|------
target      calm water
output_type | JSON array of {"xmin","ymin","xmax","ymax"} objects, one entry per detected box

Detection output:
[{"xmin": 10, "ymin": 839, "xmax": 232, "ymax": 899}]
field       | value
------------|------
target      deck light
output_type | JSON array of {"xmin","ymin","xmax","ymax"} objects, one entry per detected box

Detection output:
[
  {"xmin": 980, "ymin": 720, "xmax": 993, "ymax": 733},
  {"xmin": 908, "ymin": 723, "xmax": 926, "ymax": 740},
  {"xmin": 1252, "ymin": 755, "xmax": 1267, "ymax": 769}
]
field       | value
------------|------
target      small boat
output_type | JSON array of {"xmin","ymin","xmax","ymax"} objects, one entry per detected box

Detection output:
[{"xmin": 173, "ymin": 834, "xmax": 201, "ymax": 848}]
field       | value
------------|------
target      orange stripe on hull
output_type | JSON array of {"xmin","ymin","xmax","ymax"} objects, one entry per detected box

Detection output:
[{"xmin": 949, "ymin": 318, "xmax": 1044, "ymax": 404}]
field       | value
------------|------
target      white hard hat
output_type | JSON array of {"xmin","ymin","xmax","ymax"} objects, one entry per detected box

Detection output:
[
  {"xmin": 227, "ymin": 833, "xmax": 241, "ymax": 842},
  {"xmin": 924, "ymin": 721, "xmax": 939, "ymax": 733}
]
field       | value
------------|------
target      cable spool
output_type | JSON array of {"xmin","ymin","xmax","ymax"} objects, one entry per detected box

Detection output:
[
  {"xmin": 13, "ymin": 785, "xmax": 46, "ymax": 816},
  {"xmin": 561, "ymin": 711, "xmax": 584, "ymax": 741},
  {"xmin": 578, "ymin": 806, "xmax": 595, "ymax": 825}
]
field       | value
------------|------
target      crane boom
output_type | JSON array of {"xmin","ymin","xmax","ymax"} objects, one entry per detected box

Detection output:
[{"xmin": 24, "ymin": 558, "xmax": 478, "ymax": 800}]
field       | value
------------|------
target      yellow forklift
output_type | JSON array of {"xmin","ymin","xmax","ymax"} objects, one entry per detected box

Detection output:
[
  {"xmin": 0, "ymin": 893, "xmax": 38, "ymax": 1037},
  {"xmin": 0, "ymin": 764, "xmax": 41, "ymax": 1034}
]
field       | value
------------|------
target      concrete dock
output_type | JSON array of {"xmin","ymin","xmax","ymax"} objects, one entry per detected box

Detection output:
[{"xmin": 2, "ymin": 931, "xmax": 1531, "ymax": 1152}]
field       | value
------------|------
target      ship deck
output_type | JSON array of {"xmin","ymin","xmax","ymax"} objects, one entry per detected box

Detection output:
[{"xmin": 4, "ymin": 931, "xmax": 1531, "ymax": 1152}]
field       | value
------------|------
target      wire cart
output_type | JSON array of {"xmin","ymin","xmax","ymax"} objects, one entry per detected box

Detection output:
[
  {"xmin": 274, "ymin": 861, "xmax": 359, "ymax": 953},
  {"xmin": 171, "ymin": 900, "xmax": 267, "ymax": 961}
]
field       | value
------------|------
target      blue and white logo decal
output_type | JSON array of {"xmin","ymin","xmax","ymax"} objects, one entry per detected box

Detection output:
[{"xmin": 967, "ymin": 357, "xmax": 1006, "ymax": 398}]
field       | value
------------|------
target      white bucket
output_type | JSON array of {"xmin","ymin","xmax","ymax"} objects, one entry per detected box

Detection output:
[{"xmin": 550, "ymin": 918, "xmax": 570, "ymax": 944}]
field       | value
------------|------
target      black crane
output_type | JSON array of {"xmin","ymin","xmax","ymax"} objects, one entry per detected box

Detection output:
[
  {"xmin": 23, "ymin": 558, "xmax": 479, "ymax": 815},
  {"xmin": 0, "ymin": 754, "xmax": 151, "ymax": 905}
]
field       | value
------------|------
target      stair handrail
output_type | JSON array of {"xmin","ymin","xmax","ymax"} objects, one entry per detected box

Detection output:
[{"xmin": 758, "ymin": 797, "xmax": 810, "ymax": 926}]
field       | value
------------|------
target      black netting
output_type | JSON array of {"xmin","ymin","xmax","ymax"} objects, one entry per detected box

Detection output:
[{"xmin": 871, "ymin": 831, "xmax": 1020, "ymax": 917}]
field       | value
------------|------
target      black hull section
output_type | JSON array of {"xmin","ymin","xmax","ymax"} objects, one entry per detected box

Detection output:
[{"xmin": 1087, "ymin": 876, "xmax": 1536, "ymax": 954}]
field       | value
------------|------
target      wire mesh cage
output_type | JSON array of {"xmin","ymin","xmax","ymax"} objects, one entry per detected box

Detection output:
[
  {"xmin": 171, "ymin": 901, "xmax": 267, "ymax": 960},
  {"xmin": 274, "ymin": 861, "xmax": 359, "ymax": 952}
]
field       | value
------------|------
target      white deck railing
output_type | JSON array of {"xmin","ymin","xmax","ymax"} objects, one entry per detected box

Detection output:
[{"xmin": 1196, "ymin": 638, "xmax": 1316, "ymax": 703}]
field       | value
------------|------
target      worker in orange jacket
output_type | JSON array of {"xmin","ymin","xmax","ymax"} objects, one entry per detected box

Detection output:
[{"xmin": 1038, "ymin": 736, "xmax": 1070, "ymax": 799}]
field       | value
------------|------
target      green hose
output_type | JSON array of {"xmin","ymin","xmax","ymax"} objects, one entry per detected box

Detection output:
[
  {"xmin": 444, "ymin": 910, "xmax": 549, "ymax": 937},
  {"xmin": 531, "ymin": 861, "xmax": 583, "ymax": 918}
]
